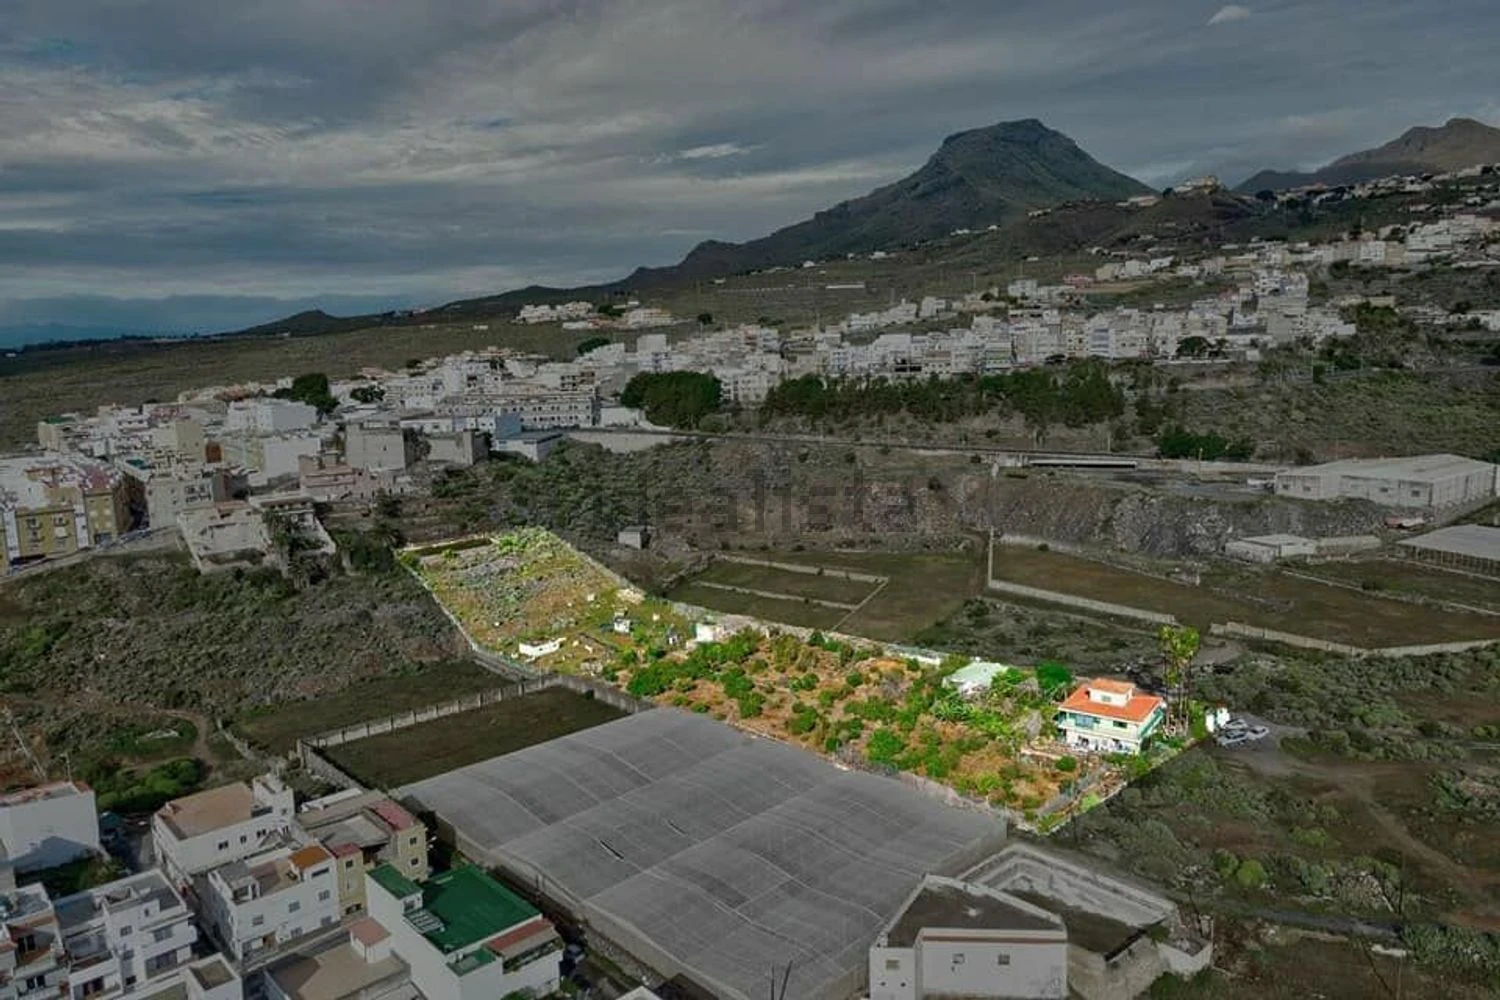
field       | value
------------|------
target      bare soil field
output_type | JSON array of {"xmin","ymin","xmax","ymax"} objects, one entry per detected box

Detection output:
[
  {"xmin": 990, "ymin": 546, "xmax": 1500, "ymax": 646},
  {"xmin": 325, "ymin": 688, "xmax": 625, "ymax": 788},
  {"xmin": 667, "ymin": 581, "xmax": 849, "ymax": 631},
  {"xmin": 1301, "ymin": 559, "xmax": 1500, "ymax": 613}
]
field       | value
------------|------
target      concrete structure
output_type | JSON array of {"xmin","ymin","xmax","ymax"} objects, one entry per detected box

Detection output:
[
  {"xmin": 493, "ymin": 430, "xmax": 564, "ymax": 463},
  {"xmin": 53, "ymin": 870, "xmax": 213, "ymax": 1000},
  {"xmin": 1274, "ymin": 454, "xmax": 1498, "ymax": 510},
  {"xmin": 1223, "ymin": 533, "xmax": 1317, "ymax": 563},
  {"xmin": 945, "ymin": 662, "xmax": 1016, "ymax": 698},
  {"xmin": 344, "ymin": 424, "xmax": 417, "ymax": 473},
  {"xmin": 177, "ymin": 503, "xmax": 270, "ymax": 573},
  {"xmin": 959, "ymin": 844, "xmax": 1212, "ymax": 1000},
  {"xmin": 0, "ymin": 782, "xmax": 100, "ymax": 873},
  {"xmin": 869, "ymin": 876, "xmax": 1068, "ymax": 1000},
  {"xmin": 616, "ymin": 526, "xmax": 649, "ymax": 550},
  {"xmin": 0, "ymin": 455, "xmax": 132, "ymax": 567},
  {"xmin": 424, "ymin": 430, "xmax": 487, "ymax": 468},
  {"xmin": 118, "ymin": 462, "xmax": 243, "ymax": 528},
  {"xmin": 219, "ymin": 433, "xmax": 325, "ymax": 488},
  {"xmin": 1399, "ymin": 524, "xmax": 1500, "ymax": 578},
  {"xmin": 152, "ymin": 775, "xmax": 295, "ymax": 886},
  {"xmin": 1055, "ymin": 680, "xmax": 1165, "ymax": 754},
  {"xmin": 297, "ymin": 456, "xmax": 402, "ymax": 504},
  {"xmin": 297, "ymin": 791, "xmax": 428, "ymax": 917},
  {"xmin": 202, "ymin": 842, "xmax": 339, "ymax": 961},
  {"xmin": 364, "ymin": 864, "xmax": 561, "ymax": 1000}
]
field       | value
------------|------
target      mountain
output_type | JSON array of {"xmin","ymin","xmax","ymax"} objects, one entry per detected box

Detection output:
[
  {"xmin": 654, "ymin": 119, "xmax": 1151, "ymax": 278},
  {"xmin": 1238, "ymin": 117, "xmax": 1500, "ymax": 192}
]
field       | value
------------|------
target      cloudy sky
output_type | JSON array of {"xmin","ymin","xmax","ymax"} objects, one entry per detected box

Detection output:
[{"xmin": 1, "ymin": 0, "xmax": 1497, "ymax": 337}]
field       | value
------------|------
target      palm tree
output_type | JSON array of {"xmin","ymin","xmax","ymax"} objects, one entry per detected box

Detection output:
[{"xmin": 1158, "ymin": 624, "xmax": 1201, "ymax": 732}]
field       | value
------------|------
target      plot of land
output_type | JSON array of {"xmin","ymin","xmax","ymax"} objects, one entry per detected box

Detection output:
[
  {"xmin": 668, "ymin": 547, "xmax": 984, "ymax": 641},
  {"xmin": 989, "ymin": 546, "xmax": 1500, "ymax": 647},
  {"xmin": 324, "ymin": 688, "xmax": 625, "ymax": 788},
  {"xmin": 235, "ymin": 660, "xmax": 503, "ymax": 754},
  {"xmin": 1301, "ymin": 559, "xmax": 1500, "ymax": 613}
]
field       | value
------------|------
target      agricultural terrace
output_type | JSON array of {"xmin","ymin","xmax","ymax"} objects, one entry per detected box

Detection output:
[
  {"xmin": 402, "ymin": 529, "xmax": 693, "ymax": 673},
  {"xmin": 607, "ymin": 629, "xmax": 1175, "ymax": 828}
]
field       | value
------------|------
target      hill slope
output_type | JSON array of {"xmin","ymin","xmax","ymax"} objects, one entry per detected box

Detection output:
[
  {"xmin": 661, "ymin": 119, "xmax": 1150, "ymax": 278},
  {"xmin": 1238, "ymin": 117, "xmax": 1500, "ymax": 191}
]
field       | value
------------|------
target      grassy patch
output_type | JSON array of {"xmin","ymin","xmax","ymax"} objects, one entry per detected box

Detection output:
[
  {"xmin": 989, "ymin": 546, "xmax": 1500, "ymax": 646},
  {"xmin": 236, "ymin": 660, "xmax": 502, "ymax": 754},
  {"xmin": 324, "ymin": 688, "xmax": 625, "ymax": 788},
  {"xmin": 667, "ymin": 581, "xmax": 849, "ymax": 631}
]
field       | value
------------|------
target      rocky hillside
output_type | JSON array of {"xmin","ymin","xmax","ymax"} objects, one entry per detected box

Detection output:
[
  {"xmin": 665, "ymin": 119, "xmax": 1150, "ymax": 277},
  {"xmin": 1238, "ymin": 117, "xmax": 1500, "ymax": 191}
]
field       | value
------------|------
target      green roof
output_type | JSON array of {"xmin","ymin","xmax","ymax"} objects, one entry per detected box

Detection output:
[
  {"xmin": 414, "ymin": 865, "xmax": 539, "ymax": 954},
  {"xmin": 369, "ymin": 864, "xmax": 422, "ymax": 900}
]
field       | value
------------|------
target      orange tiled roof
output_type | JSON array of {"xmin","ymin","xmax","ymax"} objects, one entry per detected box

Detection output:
[
  {"xmin": 1059, "ymin": 681, "xmax": 1164, "ymax": 724},
  {"xmin": 289, "ymin": 844, "xmax": 332, "ymax": 871},
  {"xmin": 485, "ymin": 916, "xmax": 554, "ymax": 955}
]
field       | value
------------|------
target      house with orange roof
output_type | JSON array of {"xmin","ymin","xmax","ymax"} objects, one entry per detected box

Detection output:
[{"xmin": 1055, "ymin": 679, "xmax": 1166, "ymax": 754}]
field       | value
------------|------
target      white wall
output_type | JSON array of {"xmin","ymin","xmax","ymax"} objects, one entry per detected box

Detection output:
[
  {"xmin": 916, "ymin": 935, "xmax": 1068, "ymax": 999},
  {"xmin": 206, "ymin": 862, "xmax": 338, "ymax": 959},
  {"xmin": 0, "ymin": 786, "xmax": 100, "ymax": 872}
]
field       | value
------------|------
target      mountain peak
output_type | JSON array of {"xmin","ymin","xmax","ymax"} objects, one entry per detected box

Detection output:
[{"xmin": 1238, "ymin": 116, "xmax": 1500, "ymax": 192}]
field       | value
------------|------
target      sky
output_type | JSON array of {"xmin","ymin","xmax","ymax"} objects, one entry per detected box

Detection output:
[{"xmin": 1, "ymin": 0, "xmax": 1497, "ymax": 338}]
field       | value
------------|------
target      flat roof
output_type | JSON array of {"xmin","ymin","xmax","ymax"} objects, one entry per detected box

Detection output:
[
  {"xmin": 1010, "ymin": 890, "xmax": 1142, "ymax": 956},
  {"xmin": 885, "ymin": 881, "xmax": 1062, "ymax": 947},
  {"xmin": 400, "ymin": 709, "xmax": 1006, "ymax": 1000},
  {"xmin": 155, "ymin": 783, "xmax": 255, "ymax": 839},
  {"xmin": 268, "ymin": 941, "xmax": 405, "ymax": 1000},
  {"xmin": 1282, "ymin": 453, "xmax": 1496, "ymax": 483},
  {"xmin": 1237, "ymin": 533, "xmax": 1314, "ymax": 546},
  {"xmin": 417, "ymin": 865, "xmax": 539, "ymax": 954},
  {"xmin": 1400, "ymin": 524, "xmax": 1500, "ymax": 562},
  {"xmin": 368, "ymin": 865, "xmax": 420, "ymax": 900}
]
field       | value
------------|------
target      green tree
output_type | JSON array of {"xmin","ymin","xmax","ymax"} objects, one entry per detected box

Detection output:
[
  {"xmin": 274, "ymin": 372, "xmax": 338, "ymax": 414},
  {"xmin": 576, "ymin": 336, "xmax": 611, "ymax": 356},
  {"xmin": 619, "ymin": 372, "xmax": 724, "ymax": 429},
  {"xmin": 1158, "ymin": 624, "xmax": 1201, "ymax": 730},
  {"xmin": 350, "ymin": 384, "xmax": 384, "ymax": 404},
  {"xmin": 697, "ymin": 312, "xmax": 714, "ymax": 326}
]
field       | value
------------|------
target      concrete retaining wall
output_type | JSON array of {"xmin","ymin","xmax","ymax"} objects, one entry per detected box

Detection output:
[
  {"xmin": 987, "ymin": 579, "xmax": 1178, "ymax": 626},
  {"xmin": 1210, "ymin": 622, "xmax": 1500, "ymax": 659},
  {"xmin": 716, "ymin": 553, "xmax": 888, "ymax": 584}
]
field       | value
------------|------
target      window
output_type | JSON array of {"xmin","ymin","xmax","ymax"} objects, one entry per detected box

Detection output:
[
  {"xmin": 408, "ymin": 835, "xmax": 420, "ymax": 847},
  {"xmin": 251, "ymin": 915, "xmax": 265, "ymax": 927},
  {"xmin": 344, "ymin": 859, "xmax": 356, "ymax": 869},
  {"xmin": 120, "ymin": 925, "xmax": 132, "ymax": 936},
  {"xmin": 1113, "ymin": 720, "xmax": 1128, "ymax": 729},
  {"xmin": 317, "ymin": 890, "xmax": 330, "ymax": 902},
  {"xmin": 217, "ymin": 840, "xmax": 229, "ymax": 851},
  {"xmin": 952, "ymin": 953, "xmax": 965, "ymax": 965},
  {"xmin": 288, "ymin": 900, "xmax": 301, "ymax": 913},
  {"xmin": 152, "ymin": 927, "xmax": 173, "ymax": 943},
  {"xmin": 997, "ymin": 954, "xmax": 1011, "ymax": 966},
  {"xmin": 409, "ymin": 857, "xmax": 421, "ymax": 868},
  {"xmin": 240, "ymin": 835, "xmax": 248, "ymax": 844},
  {"xmin": 884, "ymin": 959, "xmax": 901, "ymax": 971},
  {"xmin": 23, "ymin": 975, "xmax": 47, "ymax": 991}
]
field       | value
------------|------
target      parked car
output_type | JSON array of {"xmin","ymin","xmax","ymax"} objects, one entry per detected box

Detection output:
[
  {"xmin": 1216, "ymin": 732, "xmax": 1250, "ymax": 748},
  {"xmin": 1222, "ymin": 718, "xmax": 1248, "ymax": 733},
  {"xmin": 1244, "ymin": 725, "xmax": 1271, "ymax": 741}
]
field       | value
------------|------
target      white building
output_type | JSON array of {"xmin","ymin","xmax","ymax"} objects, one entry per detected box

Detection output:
[
  {"xmin": 0, "ymin": 782, "xmax": 100, "ymax": 873},
  {"xmin": 0, "ymin": 878, "xmax": 64, "ymax": 1000},
  {"xmin": 364, "ymin": 864, "xmax": 562, "ymax": 1000},
  {"xmin": 225, "ymin": 400, "xmax": 319, "ymax": 435},
  {"xmin": 343, "ymin": 424, "xmax": 416, "ymax": 473},
  {"xmin": 152, "ymin": 776, "xmax": 296, "ymax": 887},
  {"xmin": 869, "ymin": 875, "xmax": 1068, "ymax": 1000},
  {"xmin": 54, "ymin": 870, "xmax": 222, "ymax": 1000},
  {"xmin": 1274, "ymin": 454, "xmax": 1498, "ymax": 510},
  {"xmin": 202, "ymin": 842, "xmax": 339, "ymax": 961}
]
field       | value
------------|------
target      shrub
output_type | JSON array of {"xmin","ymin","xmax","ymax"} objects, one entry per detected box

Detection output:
[
  {"xmin": 1055, "ymin": 756, "xmax": 1078, "ymax": 773},
  {"xmin": 866, "ymin": 728, "xmax": 907, "ymax": 766},
  {"xmin": 1234, "ymin": 858, "xmax": 1268, "ymax": 890}
]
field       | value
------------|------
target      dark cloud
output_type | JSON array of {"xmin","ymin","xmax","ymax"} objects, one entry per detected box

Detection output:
[{"xmin": 0, "ymin": 0, "xmax": 1497, "ymax": 332}]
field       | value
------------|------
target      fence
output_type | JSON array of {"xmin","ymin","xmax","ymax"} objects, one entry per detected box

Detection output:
[
  {"xmin": 1211, "ymin": 622, "xmax": 1500, "ymax": 659},
  {"xmin": 986, "ymin": 579, "xmax": 1178, "ymax": 626},
  {"xmin": 716, "ymin": 553, "xmax": 888, "ymax": 584}
]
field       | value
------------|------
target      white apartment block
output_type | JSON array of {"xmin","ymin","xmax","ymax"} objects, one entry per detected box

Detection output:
[
  {"xmin": 224, "ymin": 400, "xmax": 319, "ymax": 435},
  {"xmin": 202, "ymin": 843, "xmax": 338, "ymax": 961},
  {"xmin": 218, "ymin": 433, "xmax": 325, "ymax": 488},
  {"xmin": 152, "ymin": 776, "xmax": 295, "ymax": 887},
  {"xmin": 54, "ymin": 870, "xmax": 231, "ymax": 1000},
  {"xmin": 0, "ymin": 782, "xmax": 100, "ymax": 874},
  {"xmin": 343, "ymin": 423, "xmax": 416, "ymax": 473},
  {"xmin": 0, "ymin": 879, "xmax": 64, "ymax": 1000}
]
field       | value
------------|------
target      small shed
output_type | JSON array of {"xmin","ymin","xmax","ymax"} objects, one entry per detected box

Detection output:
[
  {"xmin": 944, "ymin": 661, "xmax": 1015, "ymax": 698},
  {"xmin": 617, "ymin": 526, "xmax": 650, "ymax": 550},
  {"xmin": 1224, "ymin": 534, "xmax": 1316, "ymax": 563}
]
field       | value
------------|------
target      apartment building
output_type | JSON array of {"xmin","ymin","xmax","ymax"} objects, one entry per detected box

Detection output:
[
  {"xmin": 118, "ymin": 461, "xmax": 243, "ymax": 528},
  {"xmin": 364, "ymin": 864, "xmax": 561, "ymax": 1000},
  {"xmin": 343, "ymin": 424, "xmax": 417, "ymax": 473},
  {"xmin": 54, "ymin": 871, "xmax": 200, "ymax": 998},
  {"xmin": 0, "ymin": 878, "xmax": 64, "ymax": 1000},
  {"xmin": 296, "ymin": 791, "xmax": 428, "ymax": 916},
  {"xmin": 224, "ymin": 400, "xmax": 319, "ymax": 435},
  {"xmin": 0, "ymin": 781, "xmax": 100, "ymax": 873},
  {"xmin": 152, "ymin": 776, "xmax": 295, "ymax": 887},
  {"xmin": 1056, "ymin": 680, "xmax": 1166, "ymax": 755},
  {"xmin": 217, "ymin": 433, "xmax": 324, "ymax": 488},
  {"xmin": 0, "ymin": 455, "xmax": 132, "ymax": 567},
  {"xmin": 201, "ymin": 843, "xmax": 338, "ymax": 961}
]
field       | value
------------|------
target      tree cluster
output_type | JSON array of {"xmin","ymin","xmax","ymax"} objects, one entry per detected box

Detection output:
[
  {"xmin": 620, "ymin": 371, "xmax": 724, "ymax": 428},
  {"xmin": 273, "ymin": 372, "xmax": 338, "ymax": 414}
]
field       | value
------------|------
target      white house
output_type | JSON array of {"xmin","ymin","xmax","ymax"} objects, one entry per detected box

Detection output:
[
  {"xmin": 0, "ymin": 878, "xmax": 65, "ymax": 1000},
  {"xmin": 0, "ymin": 782, "xmax": 100, "ymax": 873},
  {"xmin": 225, "ymin": 400, "xmax": 319, "ymax": 435},
  {"xmin": 201, "ymin": 842, "xmax": 339, "ymax": 961},
  {"xmin": 517, "ymin": 638, "xmax": 563, "ymax": 659},
  {"xmin": 364, "ymin": 864, "xmax": 562, "ymax": 1000},
  {"xmin": 152, "ymin": 775, "xmax": 295, "ymax": 886},
  {"xmin": 1055, "ymin": 680, "xmax": 1166, "ymax": 754},
  {"xmin": 869, "ymin": 875, "xmax": 1068, "ymax": 1000},
  {"xmin": 53, "ymin": 870, "xmax": 210, "ymax": 999}
]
